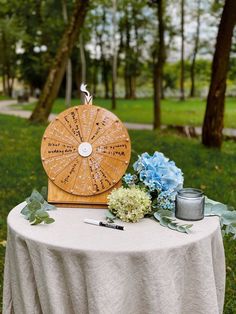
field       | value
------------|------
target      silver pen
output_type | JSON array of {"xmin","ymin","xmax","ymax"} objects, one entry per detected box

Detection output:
[{"xmin": 84, "ymin": 219, "xmax": 125, "ymax": 231}]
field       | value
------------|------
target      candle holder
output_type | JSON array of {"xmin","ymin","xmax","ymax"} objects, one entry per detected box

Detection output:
[{"xmin": 175, "ymin": 188, "xmax": 205, "ymax": 221}]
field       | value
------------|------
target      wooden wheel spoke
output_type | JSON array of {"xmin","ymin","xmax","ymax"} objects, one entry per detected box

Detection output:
[
  {"xmin": 44, "ymin": 119, "xmax": 78, "ymax": 146},
  {"xmin": 42, "ymin": 136, "xmax": 77, "ymax": 147},
  {"xmin": 90, "ymin": 120, "xmax": 117, "ymax": 145},
  {"xmin": 92, "ymin": 153, "xmax": 125, "ymax": 180},
  {"xmin": 88, "ymin": 156, "xmax": 113, "ymax": 194},
  {"xmin": 41, "ymin": 137, "xmax": 78, "ymax": 159},
  {"xmin": 76, "ymin": 108, "xmax": 84, "ymax": 141},
  {"xmin": 53, "ymin": 156, "xmax": 82, "ymax": 189},
  {"xmin": 79, "ymin": 106, "xmax": 98, "ymax": 141},
  {"xmin": 89, "ymin": 108, "xmax": 117, "ymax": 143},
  {"xmin": 42, "ymin": 153, "xmax": 78, "ymax": 178},
  {"xmin": 93, "ymin": 141, "xmax": 130, "ymax": 162},
  {"xmin": 73, "ymin": 159, "xmax": 94, "ymax": 195},
  {"xmin": 58, "ymin": 118, "xmax": 81, "ymax": 144}
]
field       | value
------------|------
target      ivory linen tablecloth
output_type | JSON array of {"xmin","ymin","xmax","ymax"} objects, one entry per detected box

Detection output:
[{"xmin": 3, "ymin": 202, "xmax": 225, "ymax": 314}]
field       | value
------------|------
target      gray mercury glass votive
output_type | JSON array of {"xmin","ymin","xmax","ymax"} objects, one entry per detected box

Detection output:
[{"xmin": 175, "ymin": 188, "xmax": 205, "ymax": 221}]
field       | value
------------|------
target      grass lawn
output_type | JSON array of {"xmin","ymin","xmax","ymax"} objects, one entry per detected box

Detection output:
[
  {"xmin": 0, "ymin": 114, "xmax": 236, "ymax": 312},
  {"xmin": 0, "ymin": 95, "xmax": 11, "ymax": 101},
  {"xmin": 14, "ymin": 97, "xmax": 236, "ymax": 128}
]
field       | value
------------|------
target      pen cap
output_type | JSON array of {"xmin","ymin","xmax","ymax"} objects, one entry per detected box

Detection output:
[{"xmin": 84, "ymin": 219, "xmax": 100, "ymax": 225}]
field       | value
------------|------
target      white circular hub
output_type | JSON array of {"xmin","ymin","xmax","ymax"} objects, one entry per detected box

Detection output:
[{"xmin": 78, "ymin": 142, "xmax": 92, "ymax": 157}]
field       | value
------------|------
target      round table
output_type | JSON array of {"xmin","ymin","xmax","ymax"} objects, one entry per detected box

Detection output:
[{"xmin": 3, "ymin": 202, "xmax": 225, "ymax": 314}]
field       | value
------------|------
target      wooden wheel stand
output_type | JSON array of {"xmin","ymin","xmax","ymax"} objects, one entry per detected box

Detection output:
[{"xmin": 41, "ymin": 84, "xmax": 131, "ymax": 208}]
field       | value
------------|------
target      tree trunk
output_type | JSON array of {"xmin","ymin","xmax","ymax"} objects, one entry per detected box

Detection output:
[
  {"xmin": 30, "ymin": 0, "xmax": 89, "ymax": 123},
  {"xmin": 75, "ymin": 62, "xmax": 82, "ymax": 98},
  {"xmin": 189, "ymin": 0, "xmax": 201, "ymax": 98},
  {"xmin": 92, "ymin": 60, "xmax": 97, "ymax": 95},
  {"xmin": 131, "ymin": 6, "xmax": 139, "ymax": 99},
  {"xmin": 65, "ymin": 59, "xmax": 72, "ymax": 107},
  {"xmin": 6, "ymin": 71, "xmax": 14, "ymax": 97},
  {"xmin": 153, "ymin": 0, "xmax": 165, "ymax": 129},
  {"xmin": 99, "ymin": 8, "xmax": 109, "ymax": 99},
  {"xmin": 62, "ymin": 0, "xmax": 72, "ymax": 108},
  {"xmin": 124, "ymin": 5, "xmax": 130, "ymax": 99},
  {"xmin": 2, "ymin": 74, "xmax": 6, "ymax": 95},
  {"xmin": 161, "ymin": 78, "xmax": 165, "ymax": 99},
  {"xmin": 130, "ymin": 76, "xmax": 136, "ymax": 99},
  {"xmin": 180, "ymin": 0, "xmax": 185, "ymax": 101},
  {"xmin": 202, "ymin": 0, "xmax": 236, "ymax": 148},
  {"xmin": 111, "ymin": 0, "xmax": 117, "ymax": 110},
  {"xmin": 103, "ymin": 61, "xmax": 110, "ymax": 99},
  {"xmin": 79, "ymin": 33, "xmax": 86, "ymax": 84}
]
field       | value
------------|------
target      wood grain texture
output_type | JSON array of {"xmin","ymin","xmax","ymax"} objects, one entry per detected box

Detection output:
[
  {"xmin": 47, "ymin": 179, "xmax": 122, "ymax": 207},
  {"xmin": 41, "ymin": 103, "xmax": 131, "ymax": 206}
]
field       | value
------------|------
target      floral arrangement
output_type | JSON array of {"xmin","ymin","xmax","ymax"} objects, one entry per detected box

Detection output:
[
  {"xmin": 107, "ymin": 151, "xmax": 191, "ymax": 233},
  {"xmin": 124, "ymin": 152, "xmax": 184, "ymax": 211},
  {"xmin": 107, "ymin": 151, "xmax": 236, "ymax": 237},
  {"xmin": 108, "ymin": 186, "xmax": 151, "ymax": 222}
]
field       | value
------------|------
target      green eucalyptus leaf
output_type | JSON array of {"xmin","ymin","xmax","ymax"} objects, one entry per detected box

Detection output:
[
  {"xmin": 158, "ymin": 210, "xmax": 174, "ymax": 217},
  {"xmin": 44, "ymin": 217, "xmax": 55, "ymax": 224},
  {"xmin": 29, "ymin": 212, "xmax": 36, "ymax": 222},
  {"xmin": 159, "ymin": 216, "xmax": 171, "ymax": 227},
  {"xmin": 176, "ymin": 225, "xmax": 188, "ymax": 233},
  {"xmin": 154, "ymin": 210, "xmax": 174, "ymax": 222},
  {"xmin": 106, "ymin": 211, "xmax": 116, "ymax": 222},
  {"xmin": 184, "ymin": 228, "xmax": 191, "ymax": 234},
  {"xmin": 42, "ymin": 201, "xmax": 57, "ymax": 211},
  {"xmin": 167, "ymin": 222, "xmax": 178, "ymax": 230},
  {"xmin": 204, "ymin": 203, "xmax": 215, "ymax": 215},
  {"xmin": 29, "ymin": 189, "xmax": 45, "ymax": 204},
  {"xmin": 154, "ymin": 210, "xmax": 192, "ymax": 234},
  {"xmin": 22, "ymin": 188, "xmax": 56, "ymax": 225},
  {"xmin": 205, "ymin": 198, "xmax": 236, "ymax": 239},
  {"xmin": 25, "ymin": 212, "xmax": 31, "ymax": 220},
  {"xmin": 181, "ymin": 224, "xmax": 193, "ymax": 229},
  {"xmin": 40, "ymin": 186, "xmax": 48, "ymax": 200},
  {"xmin": 205, "ymin": 197, "xmax": 219, "ymax": 206},
  {"xmin": 25, "ymin": 197, "xmax": 31, "ymax": 204},
  {"xmin": 220, "ymin": 211, "xmax": 236, "ymax": 225},
  {"xmin": 204, "ymin": 203, "xmax": 228, "ymax": 216},
  {"xmin": 31, "ymin": 217, "xmax": 43, "ymax": 225},
  {"xmin": 35, "ymin": 210, "xmax": 49, "ymax": 219},
  {"xmin": 211, "ymin": 203, "xmax": 228, "ymax": 215},
  {"xmin": 21, "ymin": 204, "xmax": 30, "ymax": 215},
  {"xmin": 28, "ymin": 199, "xmax": 41, "ymax": 212}
]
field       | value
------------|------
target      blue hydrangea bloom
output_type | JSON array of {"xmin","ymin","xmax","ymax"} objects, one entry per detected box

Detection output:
[
  {"xmin": 156, "ymin": 190, "xmax": 176, "ymax": 211},
  {"xmin": 123, "ymin": 173, "xmax": 135, "ymax": 185},
  {"xmin": 133, "ymin": 152, "xmax": 184, "ymax": 193}
]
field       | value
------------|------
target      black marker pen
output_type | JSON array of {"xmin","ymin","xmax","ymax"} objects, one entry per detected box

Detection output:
[{"xmin": 84, "ymin": 219, "xmax": 125, "ymax": 230}]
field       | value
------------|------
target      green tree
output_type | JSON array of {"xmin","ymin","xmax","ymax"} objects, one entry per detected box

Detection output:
[
  {"xmin": 189, "ymin": 0, "xmax": 201, "ymax": 98},
  {"xmin": 111, "ymin": 0, "xmax": 117, "ymax": 110},
  {"xmin": 62, "ymin": 0, "xmax": 72, "ymax": 107},
  {"xmin": 179, "ymin": 0, "xmax": 185, "ymax": 100},
  {"xmin": 30, "ymin": 0, "xmax": 89, "ymax": 123},
  {"xmin": 13, "ymin": 0, "xmax": 67, "ymax": 93},
  {"xmin": 202, "ymin": 0, "xmax": 236, "ymax": 148},
  {"xmin": 152, "ymin": 0, "xmax": 166, "ymax": 129},
  {"xmin": 0, "ymin": 2, "xmax": 25, "ymax": 96}
]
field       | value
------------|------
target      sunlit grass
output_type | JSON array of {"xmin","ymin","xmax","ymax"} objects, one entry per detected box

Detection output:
[{"xmin": 14, "ymin": 97, "xmax": 236, "ymax": 128}]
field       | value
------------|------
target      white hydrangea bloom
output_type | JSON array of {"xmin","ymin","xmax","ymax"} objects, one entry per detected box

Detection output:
[{"xmin": 108, "ymin": 186, "xmax": 152, "ymax": 223}]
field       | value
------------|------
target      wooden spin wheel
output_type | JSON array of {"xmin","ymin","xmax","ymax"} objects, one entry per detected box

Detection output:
[{"xmin": 41, "ymin": 84, "xmax": 131, "ymax": 207}]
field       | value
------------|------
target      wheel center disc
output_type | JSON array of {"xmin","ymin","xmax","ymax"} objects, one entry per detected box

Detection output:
[{"xmin": 78, "ymin": 142, "xmax": 93, "ymax": 157}]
